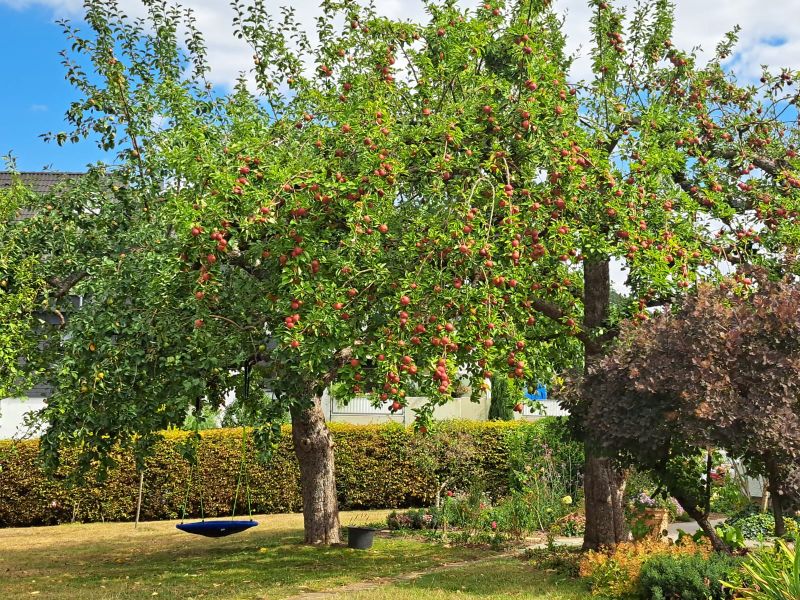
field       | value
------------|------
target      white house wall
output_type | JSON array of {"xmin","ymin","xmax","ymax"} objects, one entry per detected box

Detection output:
[{"xmin": 0, "ymin": 397, "xmax": 46, "ymax": 439}]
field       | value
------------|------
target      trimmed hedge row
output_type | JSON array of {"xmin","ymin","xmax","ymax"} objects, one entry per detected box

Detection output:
[{"xmin": 0, "ymin": 419, "xmax": 577, "ymax": 527}]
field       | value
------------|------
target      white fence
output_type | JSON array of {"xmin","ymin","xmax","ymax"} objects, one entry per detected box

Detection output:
[
  {"xmin": 330, "ymin": 395, "xmax": 402, "ymax": 416},
  {"xmin": 523, "ymin": 399, "xmax": 569, "ymax": 417}
]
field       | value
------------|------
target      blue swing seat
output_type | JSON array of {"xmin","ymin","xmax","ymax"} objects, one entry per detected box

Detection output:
[{"xmin": 176, "ymin": 520, "xmax": 259, "ymax": 538}]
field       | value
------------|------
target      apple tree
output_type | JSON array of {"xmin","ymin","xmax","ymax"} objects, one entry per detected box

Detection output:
[
  {"xmin": 12, "ymin": 0, "xmax": 800, "ymax": 549},
  {"xmin": 19, "ymin": 0, "xmax": 586, "ymax": 544}
]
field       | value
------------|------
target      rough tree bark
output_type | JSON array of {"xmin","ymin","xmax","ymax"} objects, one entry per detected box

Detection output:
[
  {"xmin": 290, "ymin": 394, "xmax": 341, "ymax": 544},
  {"xmin": 583, "ymin": 456, "xmax": 628, "ymax": 549},
  {"xmin": 673, "ymin": 492, "xmax": 731, "ymax": 553},
  {"xmin": 766, "ymin": 458, "xmax": 786, "ymax": 537},
  {"xmin": 582, "ymin": 258, "xmax": 629, "ymax": 550}
]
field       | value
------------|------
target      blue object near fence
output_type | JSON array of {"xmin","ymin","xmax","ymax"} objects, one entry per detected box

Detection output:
[{"xmin": 524, "ymin": 384, "xmax": 548, "ymax": 401}]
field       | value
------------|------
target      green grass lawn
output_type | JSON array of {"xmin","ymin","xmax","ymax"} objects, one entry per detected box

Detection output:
[
  {"xmin": 329, "ymin": 558, "xmax": 589, "ymax": 599},
  {"xmin": 0, "ymin": 510, "xmax": 590, "ymax": 599}
]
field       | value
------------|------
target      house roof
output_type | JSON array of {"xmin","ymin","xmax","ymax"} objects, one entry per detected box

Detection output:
[
  {"xmin": 0, "ymin": 171, "xmax": 84, "ymax": 193},
  {"xmin": 0, "ymin": 171, "xmax": 84, "ymax": 219}
]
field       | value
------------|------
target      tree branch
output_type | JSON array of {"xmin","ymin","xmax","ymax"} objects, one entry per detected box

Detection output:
[
  {"xmin": 47, "ymin": 271, "xmax": 88, "ymax": 299},
  {"xmin": 714, "ymin": 147, "xmax": 784, "ymax": 177},
  {"xmin": 529, "ymin": 297, "xmax": 602, "ymax": 354}
]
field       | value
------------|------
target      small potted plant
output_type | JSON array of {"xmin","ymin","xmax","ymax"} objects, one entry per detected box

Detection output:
[
  {"xmin": 451, "ymin": 382, "xmax": 471, "ymax": 398},
  {"xmin": 345, "ymin": 512, "xmax": 378, "ymax": 550},
  {"xmin": 630, "ymin": 492, "xmax": 669, "ymax": 539}
]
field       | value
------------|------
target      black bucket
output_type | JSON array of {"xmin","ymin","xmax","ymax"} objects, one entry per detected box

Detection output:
[{"xmin": 347, "ymin": 526, "xmax": 376, "ymax": 549}]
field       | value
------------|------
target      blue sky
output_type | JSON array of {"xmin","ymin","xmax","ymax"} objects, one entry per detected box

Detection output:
[
  {"xmin": 2, "ymin": 0, "xmax": 800, "ymax": 172},
  {"xmin": 0, "ymin": 5, "xmax": 108, "ymax": 171}
]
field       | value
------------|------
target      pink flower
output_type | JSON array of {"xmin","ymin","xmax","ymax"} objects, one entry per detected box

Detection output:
[
  {"xmin": 491, "ymin": 521, "xmax": 497, "ymax": 530},
  {"xmin": 446, "ymin": 490, "xmax": 454, "ymax": 497}
]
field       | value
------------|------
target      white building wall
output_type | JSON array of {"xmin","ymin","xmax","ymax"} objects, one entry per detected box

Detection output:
[{"xmin": 0, "ymin": 397, "xmax": 46, "ymax": 439}]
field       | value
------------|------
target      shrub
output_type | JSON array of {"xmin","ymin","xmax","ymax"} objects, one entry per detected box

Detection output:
[
  {"xmin": 724, "ymin": 540, "xmax": 800, "ymax": 600},
  {"xmin": 710, "ymin": 474, "xmax": 751, "ymax": 516},
  {"xmin": 505, "ymin": 418, "xmax": 583, "ymax": 500},
  {"xmin": 579, "ymin": 538, "xmax": 711, "ymax": 598},
  {"xmin": 439, "ymin": 486, "xmax": 488, "ymax": 534},
  {"xmin": 396, "ymin": 481, "xmax": 576, "ymax": 541},
  {"xmin": 386, "ymin": 508, "xmax": 438, "ymax": 531},
  {"xmin": 488, "ymin": 375, "xmax": 517, "ymax": 421},
  {"xmin": 726, "ymin": 508, "xmax": 800, "ymax": 540},
  {"xmin": 387, "ymin": 510, "xmax": 414, "ymax": 530},
  {"xmin": 639, "ymin": 552, "xmax": 742, "ymax": 600},
  {"xmin": 486, "ymin": 492, "xmax": 543, "ymax": 538},
  {"xmin": 0, "ymin": 420, "xmax": 572, "ymax": 527},
  {"xmin": 430, "ymin": 479, "xmax": 581, "ymax": 540}
]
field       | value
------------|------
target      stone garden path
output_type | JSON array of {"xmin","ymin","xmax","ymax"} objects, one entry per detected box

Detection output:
[{"xmin": 666, "ymin": 518, "xmax": 726, "ymax": 540}]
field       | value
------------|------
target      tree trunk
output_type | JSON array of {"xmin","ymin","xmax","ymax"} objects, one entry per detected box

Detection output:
[
  {"xmin": 772, "ymin": 492, "xmax": 786, "ymax": 537},
  {"xmin": 582, "ymin": 258, "xmax": 629, "ymax": 549},
  {"xmin": 673, "ymin": 493, "xmax": 731, "ymax": 553},
  {"xmin": 583, "ymin": 455, "xmax": 628, "ymax": 549},
  {"xmin": 290, "ymin": 395, "xmax": 341, "ymax": 544},
  {"xmin": 766, "ymin": 458, "xmax": 786, "ymax": 537}
]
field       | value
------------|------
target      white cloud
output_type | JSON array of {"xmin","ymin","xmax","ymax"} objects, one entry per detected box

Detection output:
[
  {"xmin": 29, "ymin": 104, "xmax": 48, "ymax": 112},
  {"xmin": 4, "ymin": 0, "xmax": 800, "ymax": 87}
]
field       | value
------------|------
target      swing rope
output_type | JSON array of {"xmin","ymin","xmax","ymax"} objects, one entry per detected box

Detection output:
[
  {"xmin": 231, "ymin": 424, "xmax": 254, "ymax": 520},
  {"xmin": 175, "ymin": 362, "xmax": 259, "ymax": 537},
  {"xmin": 232, "ymin": 363, "xmax": 254, "ymax": 520},
  {"xmin": 179, "ymin": 362, "xmax": 252, "ymax": 524},
  {"xmin": 180, "ymin": 441, "xmax": 206, "ymax": 524}
]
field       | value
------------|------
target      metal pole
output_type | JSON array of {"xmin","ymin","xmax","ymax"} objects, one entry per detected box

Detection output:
[{"xmin": 135, "ymin": 470, "xmax": 144, "ymax": 528}]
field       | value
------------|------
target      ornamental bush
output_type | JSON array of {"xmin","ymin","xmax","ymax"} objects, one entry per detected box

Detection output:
[
  {"xmin": 0, "ymin": 418, "xmax": 575, "ymax": 527},
  {"xmin": 726, "ymin": 508, "xmax": 800, "ymax": 540},
  {"xmin": 639, "ymin": 552, "xmax": 742, "ymax": 600},
  {"xmin": 579, "ymin": 538, "xmax": 712, "ymax": 599}
]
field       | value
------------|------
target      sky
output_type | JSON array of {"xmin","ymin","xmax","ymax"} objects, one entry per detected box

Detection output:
[{"xmin": 2, "ymin": 0, "xmax": 800, "ymax": 173}]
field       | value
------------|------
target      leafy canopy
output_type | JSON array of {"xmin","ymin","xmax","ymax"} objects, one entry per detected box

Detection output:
[{"xmin": 4, "ymin": 0, "xmax": 800, "ymax": 469}]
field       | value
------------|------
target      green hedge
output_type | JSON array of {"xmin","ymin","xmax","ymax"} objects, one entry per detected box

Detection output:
[{"xmin": 0, "ymin": 418, "xmax": 579, "ymax": 527}]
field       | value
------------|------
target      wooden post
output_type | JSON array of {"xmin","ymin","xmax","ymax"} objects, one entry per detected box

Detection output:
[
  {"xmin": 761, "ymin": 489, "xmax": 771, "ymax": 513},
  {"xmin": 135, "ymin": 471, "xmax": 144, "ymax": 528}
]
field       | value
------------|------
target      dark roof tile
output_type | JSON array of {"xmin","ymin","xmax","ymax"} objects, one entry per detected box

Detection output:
[
  {"xmin": 1, "ymin": 172, "xmax": 84, "ymax": 219},
  {"xmin": 0, "ymin": 171, "xmax": 84, "ymax": 194}
]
